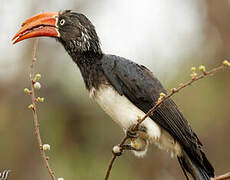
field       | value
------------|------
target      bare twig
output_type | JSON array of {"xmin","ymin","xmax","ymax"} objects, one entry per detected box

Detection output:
[
  {"xmin": 104, "ymin": 155, "xmax": 117, "ymax": 180},
  {"xmin": 104, "ymin": 136, "xmax": 128, "ymax": 180},
  {"xmin": 104, "ymin": 62, "xmax": 229, "ymax": 180},
  {"xmin": 29, "ymin": 39, "xmax": 56, "ymax": 180},
  {"xmin": 213, "ymin": 172, "xmax": 230, "ymax": 180}
]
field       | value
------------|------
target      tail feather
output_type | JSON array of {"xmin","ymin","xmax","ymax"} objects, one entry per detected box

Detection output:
[
  {"xmin": 200, "ymin": 151, "xmax": 215, "ymax": 177},
  {"xmin": 178, "ymin": 150, "xmax": 214, "ymax": 180}
]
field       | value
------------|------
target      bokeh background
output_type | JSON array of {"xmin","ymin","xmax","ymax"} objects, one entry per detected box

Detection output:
[{"xmin": 1, "ymin": 0, "xmax": 230, "ymax": 179}]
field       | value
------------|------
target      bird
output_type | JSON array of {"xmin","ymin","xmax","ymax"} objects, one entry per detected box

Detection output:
[{"xmin": 12, "ymin": 10, "xmax": 214, "ymax": 180}]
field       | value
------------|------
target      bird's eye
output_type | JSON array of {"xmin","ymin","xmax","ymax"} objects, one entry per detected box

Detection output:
[{"xmin": 60, "ymin": 19, "xmax": 65, "ymax": 26}]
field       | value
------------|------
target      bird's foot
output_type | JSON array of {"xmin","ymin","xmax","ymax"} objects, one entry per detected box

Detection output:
[
  {"xmin": 112, "ymin": 125, "xmax": 147, "ymax": 156},
  {"xmin": 126, "ymin": 125, "xmax": 147, "ymax": 139},
  {"xmin": 122, "ymin": 144, "xmax": 138, "ymax": 151}
]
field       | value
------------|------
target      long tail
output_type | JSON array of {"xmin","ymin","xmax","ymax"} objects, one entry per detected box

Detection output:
[{"xmin": 177, "ymin": 150, "xmax": 214, "ymax": 180}]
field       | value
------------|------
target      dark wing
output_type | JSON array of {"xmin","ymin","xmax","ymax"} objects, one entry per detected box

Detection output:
[{"xmin": 100, "ymin": 54, "xmax": 212, "ymax": 173}]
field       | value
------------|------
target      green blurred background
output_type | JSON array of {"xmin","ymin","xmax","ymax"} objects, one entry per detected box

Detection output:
[{"xmin": 1, "ymin": 0, "xmax": 230, "ymax": 179}]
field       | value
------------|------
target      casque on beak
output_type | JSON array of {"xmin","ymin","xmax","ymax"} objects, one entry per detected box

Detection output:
[{"xmin": 12, "ymin": 12, "xmax": 59, "ymax": 44}]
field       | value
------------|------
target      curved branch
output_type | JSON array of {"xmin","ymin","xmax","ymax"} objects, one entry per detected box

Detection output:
[
  {"xmin": 29, "ymin": 39, "xmax": 56, "ymax": 180},
  {"xmin": 104, "ymin": 136, "xmax": 128, "ymax": 180}
]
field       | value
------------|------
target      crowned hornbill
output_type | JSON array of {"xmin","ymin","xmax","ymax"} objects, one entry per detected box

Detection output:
[{"xmin": 12, "ymin": 10, "xmax": 214, "ymax": 180}]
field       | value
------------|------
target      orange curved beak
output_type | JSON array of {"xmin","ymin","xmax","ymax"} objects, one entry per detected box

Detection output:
[{"xmin": 12, "ymin": 12, "xmax": 59, "ymax": 44}]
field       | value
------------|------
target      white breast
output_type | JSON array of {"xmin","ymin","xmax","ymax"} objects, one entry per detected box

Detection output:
[
  {"xmin": 90, "ymin": 85, "xmax": 181, "ymax": 157},
  {"xmin": 90, "ymin": 85, "xmax": 161, "ymax": 139}
]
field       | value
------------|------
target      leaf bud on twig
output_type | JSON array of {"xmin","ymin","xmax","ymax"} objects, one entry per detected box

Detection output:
[
  {"xmin": 171, "ymin": 88, "xmax": 177, "ymax": 93},
  {"xmin": 37, "ymin": 97, "xmax": 45, "ymax": 103},
  {"xmin": 223, "ymin": 60, "xmax": 230, "ymax": 67},
  {"xmin": 191, "ymin": 67, "xmax": 196, "ymax": 72},
  {"xmin": 131, "ymin": 140, "xmax": 139, "ymax": 149},
  {"xmin": 158, "ymin": 92, "xmax": 166, "ymax": 102},
  {"xmin": 199, "ymin": 65, "xmax": 206, "ymax": 72},
  {"xmin": 34, "ymin": 73, "xmax": 41, "ymax": 81},
  {"xmin": 190, "ymin": 72, "xmax": 197, "ymax": 79},
  {"xmin": 112, "ymin": 145, "xmax": 122, "ymax": 155},
  {"xmin": 24, "ymin": 88, "xmax": 31, "ymax": 94},
  {"xmin": 43, "ymin": 144, "xmax": 51, "ymax": 151},
  {"xmin": 28, "ymin": 104, "xmax": 34, "ymax": 110},
  {"xmin": 34, "ymin": 82, "xmax": 41, "ymax": 90}
]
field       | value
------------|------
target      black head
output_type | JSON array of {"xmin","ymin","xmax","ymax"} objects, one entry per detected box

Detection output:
[{"xmin": 57, "ymin": 10, "xmax": 102, "ymax": 56}]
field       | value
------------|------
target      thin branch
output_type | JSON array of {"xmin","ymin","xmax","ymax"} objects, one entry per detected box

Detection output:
[
  {"xmin": 29, "ymin": 39, "xmax": 56, "ymax": 180},
  {"xmin": 104, "ymin": 136, "xmax": 128, "ymax": 180},
  {"xmin": 213, "ymin": 172, "xmax": 230, "ymax": 180},
  {"xmin": 104, "ymin": 155, "xmax": 117, "ymax": 180},
  {"xmin": 104, "ymin": 62, "xmax": 229, "ymax": 180}
]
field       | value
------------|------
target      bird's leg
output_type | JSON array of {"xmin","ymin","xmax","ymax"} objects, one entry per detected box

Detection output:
[
  {"xmin": 119, "ymin": 124, "xmax": 148, "ymax": 152},
  {"xmin": 112, "ymin": 125, "xmax": 148, "ymax": 156},
  {"xmin": 121, "ymin": 144, "xmax": 139, "ymax": 151},
  {"xmin": 121, "ymin": 140, "xmax": 147, "ymax": 152},
  {"xmin": 112, "ymin": 140, "xmax": 147, "ymax": 156},
  {"xmin": 112, "ymin": 144, "xmax": 137, "ymax": 156}
]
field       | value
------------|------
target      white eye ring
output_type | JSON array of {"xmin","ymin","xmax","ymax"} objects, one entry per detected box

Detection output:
[{"xmin": 60, "ymin": 19, "xmax": 65, "ymax": 25}]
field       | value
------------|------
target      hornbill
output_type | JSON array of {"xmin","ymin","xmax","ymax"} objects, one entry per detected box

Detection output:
[{"xmin": 12, "ymin": 10, "xmax": 214, "ymax": 180}]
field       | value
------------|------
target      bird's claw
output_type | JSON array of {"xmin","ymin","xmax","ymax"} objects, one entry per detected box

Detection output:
[
  {"xmin": 126, "ymin": 129, "xmax": 139, "ymax": 138},
  {"xmin": 112, "ymin": 144, "xmax": 139, "ymax": 156},
  {"xmin": 126, "ymin": 125, "xmax": 146, "ymax": 139},
  {"xmin": 121, "ymin": 144, "xmax": 137, "ymax": 151}
]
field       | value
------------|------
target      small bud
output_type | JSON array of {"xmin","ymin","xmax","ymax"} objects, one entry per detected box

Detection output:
[
  {"xmin": 34, "ymin": 73, "xmax": 41, "ymax": 81},
  {"xmin": 131, "ymin": 140, "xmax": 139, "ymax": 149},
  {"xmin": 37, "ymin": 97, "xmax": 45, "ymax": 103},
  {"xmin": 112, "ymin": 145, "xmax": 121, "ymax": 154},
  {"xmin": 134, "ymin": 143, "xmax": 138, "ymax": 148},
  {"xmin": 191, "ymin": 67, "xmax": 196, "ymax": 72},
  {"xmin": 171, "ymin": 88, "xmax": 177, "ymax": 93},
  {"xmin": 223, "ymin": 60, "xmax": 230, "ymax": 67},
  {"xmin": 137, "ymin": 115, "xmax": 141, "ymax": 120},
  {"xmin": 190, "ymin": 72, "xmax": 197, "ymax": 79},
  {"xmin": 199, "ymin": 65, "xmax": 206, "ymax": 72},
  {"xmin": 34, "ymin": 82, "xmax": 41, "ymax": 90},
  {"xmin": 160, "ymin": 92, "xmax": 166, "ymax": 97},
  {"xmin": 24, "ymin": 88, "xmax": 30, "ymax": 93},
  {"xmin": 157, "ymin": 97, "xmax": 163, "ymax": 103},
  {"xmin": 43, "ymin": 144, "xmax": 50, "ymax": 151},
  {"xmin": 58, "ymin": 178, "xmax": 64, "ymax": 180},
  {"xmin": 190, "ymin": 66, "xmax": 197, "ymax": 79},
  {"xmin": 28, "ymin": 104, "xmax": 34, "ymax": 109},
  {"xmin": 157, "ymin": 92, "xmax": 166, "ymax": 102}
]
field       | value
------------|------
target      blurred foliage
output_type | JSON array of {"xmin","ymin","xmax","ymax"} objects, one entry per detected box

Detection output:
[{"xmin": 1, "ymin": 0, "xmax": 230, "ymax": 180}]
